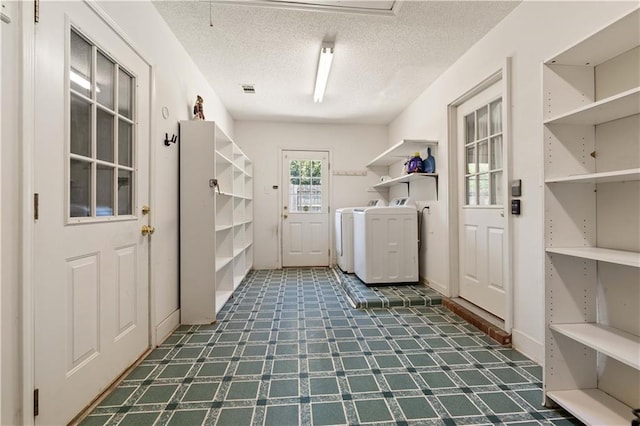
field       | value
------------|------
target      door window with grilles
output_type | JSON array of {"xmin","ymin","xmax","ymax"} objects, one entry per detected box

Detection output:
[
  {"xmin": 288, "ymin": 159, "xmax": 323, "ymax": 213},
  {"xmin": 69, "ymin": 28, "xmax": 136, "ymax": 219},
  {"xmin": 464, "ymin": 98, "xmax": 503, "ymax": 206}
]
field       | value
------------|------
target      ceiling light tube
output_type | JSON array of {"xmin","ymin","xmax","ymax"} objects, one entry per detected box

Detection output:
[{"xmin": 313, "ymin": 44, "xmax": 334, "ymax": 103}]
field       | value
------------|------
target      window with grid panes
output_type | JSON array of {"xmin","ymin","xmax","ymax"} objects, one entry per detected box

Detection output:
[
  {"xmin": 69, "ymin": 28, "xmax": 135, "ymax": 219},
  {"xmin": 288, "ymin": 159, "xmax": 323, "ymax": 213},
  {"xmin": 464, "ymin": 98, "xmax": 503, "ymax": 206}
]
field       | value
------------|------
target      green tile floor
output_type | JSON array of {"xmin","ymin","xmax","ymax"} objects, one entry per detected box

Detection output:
[
  {"xmin": 81, "ymin": 268, "xmax": 578, "ymax": 425},
  {"xmin": 334, "ymin": 267, "xmax": 443, "ymax": 309}
]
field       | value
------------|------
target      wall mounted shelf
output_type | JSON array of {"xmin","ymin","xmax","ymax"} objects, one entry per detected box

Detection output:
[
  {"xmin": 366, "ymin": 139, "xmax": 438, "ymax": 168},
  {"xmin": 367, "ymin": 139, "xmax": 439, "ymax": 200}
]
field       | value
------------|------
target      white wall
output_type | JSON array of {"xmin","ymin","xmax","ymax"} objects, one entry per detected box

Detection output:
[
  {"xmin": 388, "ymin": 1, "xmax": 638, "ymax": 362},
  {"xmin": 1, "ymin": 1, "xmax": 233, "ymax": 422},
  {"xmin": 234, "ymin": 121, "xmax": 388, "ymax": 269},
  {"xmin": 98, "ymin": 0, "xmax": 234, "ymax": 343}
]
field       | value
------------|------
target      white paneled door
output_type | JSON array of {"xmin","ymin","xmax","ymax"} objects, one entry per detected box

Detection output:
[
  {"xmin": 282, "ymin": 150, "xmax": 330, "ymax": 267},
  {"xmin": 34, "ymin": 3, "xmax": 151, "ymax": 424},
  {"xmin": 458, "ymin": 80, "xmax": 507, "ymax": 319}
]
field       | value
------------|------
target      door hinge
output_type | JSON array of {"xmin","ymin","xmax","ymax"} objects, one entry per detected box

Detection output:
[
  {"xmin": 34, "ymin": 193, "xmax": 39, "ymax": 220},
  {"xmin": 34, "ymin": 388, "xmax": 39, "ymax": 416},
  {"xmin": 34, "ymin": 0, "xmax": 39, "ymax": 23}
]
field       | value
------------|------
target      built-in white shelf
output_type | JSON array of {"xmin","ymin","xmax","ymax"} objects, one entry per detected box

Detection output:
[
  {"xmin": 546, "ymin": 389, "xmax": 633, "ymax": 426},
  {"xmin": 550, "ymin": 323, "xmax": 640, "ymax": 369},
  {"xmin": 544, "ymin": 87, "xmax": 640, "ymax": 126},
  {"xmin": 545, "ymin": 9, "xmax": 639, "ymax": 66},
  {"xmin": 373, "ymin": 172, "xmax": 438, "ymax": 189},
  {"xmin": 215, "ymin": 290, "xmax": 233, "ymax": 313},
  {"xmin": 216, "ymin": 151, "xmax": 233, "ymax": 165},
  {"xmin": 233, "ymin": 275, "xmax": 244, "ymax": 288},
  {"xmin": 366, "ymin": 139, "xmax": 438, "ymax": 167},
  {"xmin": 545, "ymin": 168, "xmax": 640, "ymax": 184},
  {"xmin": 543, "ymin": 8, "xmax": 640, "ymax": 423},
  {"xmin": 545, "ymin": 247, "xmax": 640, "ymax": 268},
  {"xmin": 181, "ymin": 120, "xmax": 253, "ymax": 324},
  {"xmin": 215, "ymin": 256, "xmax": 233, "ymax": 272}
]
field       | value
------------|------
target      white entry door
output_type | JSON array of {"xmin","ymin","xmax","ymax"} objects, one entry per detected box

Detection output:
[
  {"xmin": 282, "ymin": 150, "xmax": 330, "ymax": 267},
  {"xmin": 34, "ymin": 2, "xmax": 151, "ymax": 424},
  {"xmin": 458, "ymin": 81, "xmax": 507, "ymax": 319}
]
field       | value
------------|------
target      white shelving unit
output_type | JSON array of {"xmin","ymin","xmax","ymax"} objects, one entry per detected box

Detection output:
[
  {"xmin": 367, "ymin": 139, "xmax": 438, "ymax": 199},
  {"xmin": 180, "ymin": 121, "xmax": 254, "ymax": 324},
  {"xmin": 542, "ymin": 8, "xmax": 640, "ymax": 425}
]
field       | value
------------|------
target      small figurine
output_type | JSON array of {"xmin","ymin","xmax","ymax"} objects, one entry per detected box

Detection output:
[{"xmin": 193, "ymin": 95, "xmax": 205, "ymax": 120}]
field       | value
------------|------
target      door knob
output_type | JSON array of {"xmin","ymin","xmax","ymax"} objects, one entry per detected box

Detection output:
[
  {"xmin": 283, "ymin": 214, "xmax": 288, "ymax": 219},
  {"xmin": 141, "ymin": 225, "xmax": 155, "ymax": 236}
]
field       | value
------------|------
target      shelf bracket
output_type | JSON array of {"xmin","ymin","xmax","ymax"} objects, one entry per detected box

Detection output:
[{"xmin": 402, "ymin": 181, "xmax": 410, "ymax": 197}]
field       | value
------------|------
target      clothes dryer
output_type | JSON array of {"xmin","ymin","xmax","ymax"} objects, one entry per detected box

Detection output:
[
  {"xmin": 353, "ymin": 198, "xmax": 418, "ymax": 284},
  {"xmin": 335, "ymin": 199, "xmax": 386, "ymax": 273}
]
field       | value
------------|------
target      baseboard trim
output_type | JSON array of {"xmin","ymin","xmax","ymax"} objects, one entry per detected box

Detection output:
[
  {"xmin": 422, "ymin": 277, "xmax": 448, "ymax": 297},
  {"xmin": 155, "ymin": 309, "xmax": 180, "ymax": 346},
  {"xmin": 511, "ymin": 328, "xmax": 543, "ymax": 364}
]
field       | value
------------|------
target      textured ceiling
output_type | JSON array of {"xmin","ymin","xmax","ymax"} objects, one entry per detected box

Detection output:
[{"xmin": 153, "ymin": 0, "xmax": 520, "ymax": 124}]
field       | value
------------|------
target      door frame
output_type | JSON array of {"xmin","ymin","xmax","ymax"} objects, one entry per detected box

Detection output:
[
  {"xmin": 20, "ymin": 1, "xmax": 157, "ymax": 423},
  {"xmin": 447, "ymin": 58, "xmax": 513, "ymax": 332},
  {"xmin": 278, "ymin": 147, "xmax": 332, "ymax": 268}
]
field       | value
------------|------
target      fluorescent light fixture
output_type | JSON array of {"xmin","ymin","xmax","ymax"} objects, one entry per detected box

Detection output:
[
  {"xmin": 70, "ymin": 69, "xmax": 100, "ymax": 93},
  {"xmin": 70, "ymin": 70, "xmax": 91, "ymax": 91},
  {"xmin": 313, "ymin": 43, "xmax": 334, "ymax": 103}
]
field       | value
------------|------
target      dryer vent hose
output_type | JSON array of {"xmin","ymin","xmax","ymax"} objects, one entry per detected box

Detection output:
[{"xmin": 418, "ymin": 206, "xmax": 429, "ymax": 250}]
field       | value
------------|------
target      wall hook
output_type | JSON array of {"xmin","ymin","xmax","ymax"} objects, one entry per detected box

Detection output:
[{"xmin": 164, "ymin": 133, "xmax": 177, "ymax": 146}]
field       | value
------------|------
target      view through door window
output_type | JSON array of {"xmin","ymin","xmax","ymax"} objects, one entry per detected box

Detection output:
[{"xmin": 288, "ymin": 159, "xmax": 323, "ymax": 213}]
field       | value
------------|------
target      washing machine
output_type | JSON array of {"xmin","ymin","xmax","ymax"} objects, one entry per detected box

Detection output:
[
  {"xmin": 353, "ymin": 197, "xmax": 418, "ymax": 285},
  {"xmin": 335, "ymin": 199, "xmax": 386, "ymax": 273}
]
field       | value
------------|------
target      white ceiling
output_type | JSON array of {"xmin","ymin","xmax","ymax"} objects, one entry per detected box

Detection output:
[{"xmin": 152, "ymin": 0, "xmax": 520, "ymax": 124}]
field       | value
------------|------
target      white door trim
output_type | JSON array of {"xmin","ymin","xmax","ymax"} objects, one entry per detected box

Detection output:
[
  {"xmin": 21, "ymin": 1, "xmax": 36, "ymax": 422},
  {"xmin": 447, "ymin": 58, "xmax": 513, "ymax": 332},
  {"xmin": 21, "ymin": 1, "xmax": 156, "ymax": 423},
  {"xmin": 278, "ymin": 147, "xmax": 333, "ymax": 268}
]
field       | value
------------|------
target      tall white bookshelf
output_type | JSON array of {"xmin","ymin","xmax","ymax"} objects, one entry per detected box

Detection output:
[
  {"xmin": 542, "ymin": 8, "xmax": 640, "ymax": 425},
  {"xmin": 180, "ymin": 121, "xmax": 254, "ymax": 324}
]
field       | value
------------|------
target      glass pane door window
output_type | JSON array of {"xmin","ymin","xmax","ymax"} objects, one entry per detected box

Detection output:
[
  {"xmin": 69, "ymin": 28, "xmax": 135, "ymax": 219},
  {"xmin": 288, "ymin": 159, "xmax": 323, "ymax": 213},
  {"xmin": 464, "ymin": 98, "xmax": 503, "ymax": 206}
]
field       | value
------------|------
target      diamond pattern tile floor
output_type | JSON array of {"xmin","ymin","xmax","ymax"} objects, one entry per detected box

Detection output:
[{"xmin": 81, "ymin": 268, "xmax": 577, "ymax": 425}]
